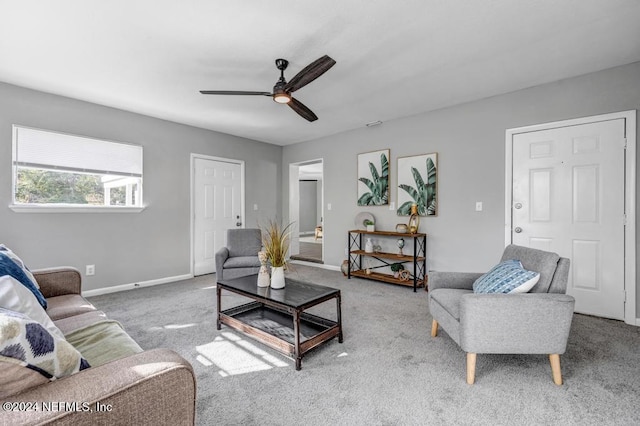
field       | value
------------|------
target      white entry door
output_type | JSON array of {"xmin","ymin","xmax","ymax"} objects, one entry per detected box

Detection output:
[
  {"xmin": 511, "ymin": 118, "xmax": 626, "ymax": 319},
  {"xmin": 193, "ymin": 157, "xmax": 243, "ymax": 276}
]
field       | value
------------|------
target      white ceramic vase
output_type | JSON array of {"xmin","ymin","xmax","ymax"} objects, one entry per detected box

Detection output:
[
  {"xmin": 365, "ymin": 238, "xmax": 374, "ymax": 253},
  {"xmin": 257, "ymin": 265, "xmax": 270, "ymax": 287},
  {"xmin": 270, "ymin": 266, "xmax": 285, "ymax": 289}
]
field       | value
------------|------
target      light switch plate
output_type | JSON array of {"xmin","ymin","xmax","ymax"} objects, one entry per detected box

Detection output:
[{"xmin": 475, "ymin": 201, "xmax": 483, "ymax": 211}]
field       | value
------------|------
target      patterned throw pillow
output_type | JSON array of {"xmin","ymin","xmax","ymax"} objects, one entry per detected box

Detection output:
[
  {"xmin": 473, "ymin": 259, "xmax": 540, "ymax": 294},
  {"xmin": 0, "ymin": 308, "xmax": 90, "ymax": 379}
]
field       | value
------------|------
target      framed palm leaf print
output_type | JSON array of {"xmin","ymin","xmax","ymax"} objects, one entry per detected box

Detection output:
[
  {"xmin": 357, "ymin": 149, "xmax": 389, "ymax": 206},
  {"xmin": 397, "ymin": 152, "xmax": 437, "ymax": 216}
]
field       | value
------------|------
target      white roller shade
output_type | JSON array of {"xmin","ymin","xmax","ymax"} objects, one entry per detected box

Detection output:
[{"xmin": 13, "ymin": 126, "xmax": 142, "ymax": 177}]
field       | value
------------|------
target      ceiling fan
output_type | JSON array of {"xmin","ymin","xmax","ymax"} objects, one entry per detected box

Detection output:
[{"xmin": 200, "ymin": 55, "xmax": 336, "ymax": 122}]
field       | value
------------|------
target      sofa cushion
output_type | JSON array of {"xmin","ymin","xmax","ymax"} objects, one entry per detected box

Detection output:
[
  {"xmin": 46, "ymin": 294, "xmax": 97, "ymax": 321},
  {"xmin": 473, "ymin": 259, "xmax": 540, "ymax": 294},
  {"xmin": 224, "ymin": 256, "xmax": 262, "ymax": 269},
  {"xmin": 0, "ymin": 252, "xmax": 47, "ymax": 309},
  {"xmin": 430, "ymin": 288, "xmax": 473, "ymax": 320},
  {"xmin": 54, "ymin": 310, "xmax": 109, "ymax": 336},
  {"xmin": 65, "ymin": 320, "xmax": 143, "ymax": 367},
  {"xmin": 0, "ymin": 308, "xmax": 90, "ymax": 380},
  {"xmin": 0, "ymin": 275, "xmax": 64, "ymax": 339}
]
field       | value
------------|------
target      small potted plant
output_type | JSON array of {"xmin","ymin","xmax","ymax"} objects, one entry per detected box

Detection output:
[
  {"xmin": 261, "ymin": 220, "xmax": 293, "ymax": 289},
  {"xmin": 390, "ymin": 263, "xmax": 405, "ymax": 278},
  {"xmin": 364, "ymin": 219, "xmax": 375, "ymax": 232}
]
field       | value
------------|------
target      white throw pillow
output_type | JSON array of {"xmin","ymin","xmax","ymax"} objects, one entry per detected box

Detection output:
[{"xmin": 0, "ymin": 275, "xmax": 64, "ymax": 339}]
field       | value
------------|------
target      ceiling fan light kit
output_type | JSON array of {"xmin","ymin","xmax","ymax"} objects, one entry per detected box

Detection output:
[{"xmin": 200, "ymin": 55, "xmax": 336, "ymax": 122}]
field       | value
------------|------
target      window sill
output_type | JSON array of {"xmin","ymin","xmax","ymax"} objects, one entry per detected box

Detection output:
[{"xmin": 9, "ymin": 204, "xmax": 146, "ymax": 213}]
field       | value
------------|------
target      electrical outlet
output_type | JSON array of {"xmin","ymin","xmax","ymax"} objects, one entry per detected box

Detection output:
[
  {"xmin": 253, "ymin": 204, "xmax": 258, "ymax": 211},
  {"xmin": 86, "ymin": 265, "xmax": 95, "ymax": 276},
  {"xmin": 327, "ymin": 203, "xmax": 332, "ymax": 211},
  {"xmin": 389, "ymin": 201, "xmax": 395, "ymax": 210},
  {"xmin": 475, "ymin": 201, "xmax": 483, "ymax": 212}
]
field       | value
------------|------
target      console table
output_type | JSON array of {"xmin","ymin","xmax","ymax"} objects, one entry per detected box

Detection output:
[{"xmin": 347, "ymin": 230, "xmax": 427, "ymax": 292}]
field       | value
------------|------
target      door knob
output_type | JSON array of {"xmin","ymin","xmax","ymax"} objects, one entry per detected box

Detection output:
[
  {"xmin": 514, "ymin": 227, "xmax": 523, "ymax": 233},
  {"xmin": 236, "ymin": 222, "xmax": 242, "ymax": 226},
  {"xmin": 514, "ymin": 203, "xmax": 523, "ymax": 209}
]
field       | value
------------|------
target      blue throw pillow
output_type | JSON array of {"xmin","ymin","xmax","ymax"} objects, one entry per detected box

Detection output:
[
  {"xmin": 0, "ymin": 253, "xmax": 47, "ymax": 309},
  {"xmin": 473, "ymin": 259, "xmax": 540, "ymax": 294}
]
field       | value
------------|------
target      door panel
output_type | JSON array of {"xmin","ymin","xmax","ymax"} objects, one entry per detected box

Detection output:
[
  {"xmin": 194, "ymin": 158, "xmax": 242, "ymax": 276},
  {"xmin": 512, "ymin": 119, "xmax": 625, "ymax": 319}
]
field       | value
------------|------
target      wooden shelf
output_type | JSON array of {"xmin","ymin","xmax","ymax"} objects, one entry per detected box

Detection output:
[
  {"xmin": 348, "ymin": 229, "xmax": 426, "ymax": 237},
  {"xmin": 348, "ymin": 229, "xmax": 427, "ymax": 292},
  {"xmin": 350, "ymin": 270, "xmax": 425, "ymax": 288},
  {"xmin": 350, "ymin": 250, "xmax": 425, "ymax": 262}
]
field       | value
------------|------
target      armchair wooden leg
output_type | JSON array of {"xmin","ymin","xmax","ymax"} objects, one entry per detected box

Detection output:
[
  {"xmin": 549, "ymin": 354, "xmax": 563, "ymax": 385},
  {"xmin": 431, "ymin": 319, "xmax": 438, "ymax": 337},
  {"xmin": 466, "ymin": 353, "xmax": 476, "ymax": 385}
]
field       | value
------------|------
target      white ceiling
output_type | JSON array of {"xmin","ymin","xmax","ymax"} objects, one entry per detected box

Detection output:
[{"xmin": 1, "ymin": 1, "xmax": 639, "ymax": 146}]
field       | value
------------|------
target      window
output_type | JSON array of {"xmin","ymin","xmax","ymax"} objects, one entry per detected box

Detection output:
[{"xmin": 11, "ymin": 126, "xmax": 143, "ymax": 211}]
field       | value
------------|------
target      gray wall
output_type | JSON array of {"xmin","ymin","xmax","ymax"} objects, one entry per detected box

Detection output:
[
  {"xmin": 0, "ymin": 82, "xmax": 282, "ymax": 291},
  {"xmin": 299, "ymin": 180, "xmax": 318, "ymax": 233},
  {"xmin": 282, "ymin": 61, "xmax": 640, "ymax": 315}
]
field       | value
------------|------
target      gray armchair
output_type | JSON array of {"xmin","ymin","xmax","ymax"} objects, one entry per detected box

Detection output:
[
  {"xmin": 428, "ymin": 244, "xmax": 574, "ymax": 385},
  {"xmin": 215, "ymin": 228, "xmax": 262, "ymax": 280}
]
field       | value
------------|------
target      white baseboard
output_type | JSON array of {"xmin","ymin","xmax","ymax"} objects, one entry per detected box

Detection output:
[{"xmin": 82, "ymin": 273, "xmax": 194, "ymax": 297}]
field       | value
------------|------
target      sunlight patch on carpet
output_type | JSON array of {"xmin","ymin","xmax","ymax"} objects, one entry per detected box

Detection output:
[
  {"xmin": 164, "ymin": 323, "xmax": 198, "ymax": 329},
  {"xmin": 196, "ymin": 332, "xmax": 287, "ymax": 376}
]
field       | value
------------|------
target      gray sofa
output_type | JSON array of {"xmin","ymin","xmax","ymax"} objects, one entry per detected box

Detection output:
[
  {"xmin": 428, "ymin": 244, "xmax": 575, "ymax": 385},
  {"xmin": 215, "ymin": 228, "xmax": 262, "ymax": 280},
  {"xmin": 1, "ymin": 267, "xmax": 196, "ymax": 425}
]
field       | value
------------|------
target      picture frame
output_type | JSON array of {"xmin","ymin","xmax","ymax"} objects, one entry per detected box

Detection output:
[
  {"xmin": 397, "ymin": 152, "xmax": 437, "ymax": 216},
  {"xmin": 357, "ymin": 149, "xmax": 390, "ymax": 206}
]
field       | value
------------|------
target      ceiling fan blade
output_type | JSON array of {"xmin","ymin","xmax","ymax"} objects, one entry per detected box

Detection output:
[
  {"xmin": 288, "ymin": 97, "xmax": 318, "ymax": 122},
  {"xmin": 284, "ymin": 55, "xmax": 336, "ymax": 93},
  {"xmin": 200, "ymin": 90, "xmax": 272, "ymax": 96}
]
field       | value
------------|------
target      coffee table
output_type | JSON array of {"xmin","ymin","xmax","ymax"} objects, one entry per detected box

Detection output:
[{"xmin": 216, "ymin": 274, "xmax": 343, "ymax": 370}]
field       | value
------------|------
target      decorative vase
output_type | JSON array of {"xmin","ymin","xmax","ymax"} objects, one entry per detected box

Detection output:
[
  {"xmin": 270, "ymin": 266, "xmax": 285, "ymax": 289},
  {"xmin": 341, "ymin": 260, "xmax": 349, "ymax": 276},
  {"xmin": 257, "ymin": 251, "xmax": 270, "ymax": 287},
  {"xmin": 408, "ymin": 204, "xmax": 420, "ymax": 233},
  {"xmin": 365, "ymin": 238, "xmax": 374, "ymax": 253},
  {"xmin": 397, "ymin": 238, "xmax": 405, "ymax": 256},
  {"xmin": 395, "ymin": 223, "xmax": 408, "ymax": 233}
]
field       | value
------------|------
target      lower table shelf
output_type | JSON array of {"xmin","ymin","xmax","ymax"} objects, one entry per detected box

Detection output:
[
  {"xmin": 219, "ymin": 302, "xmax": 340, "ymax": 362},
  {"xmin": 349, "ymin": 270, "xmax": 426, "ymax": 288}
]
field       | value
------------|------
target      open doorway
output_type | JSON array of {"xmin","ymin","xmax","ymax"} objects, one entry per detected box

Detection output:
[{"xmin": 289, "ymin": 160, "xmax": 323, "ymax": 264}]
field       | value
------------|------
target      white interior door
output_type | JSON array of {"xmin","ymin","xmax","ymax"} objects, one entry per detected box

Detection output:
[
  {"xmin": 194, "ymin": 157, "xmax": 243, "ymax": 276},
  {"xmin": 511, "ymin": 119, "xmax": 626, "ymax": 319}
]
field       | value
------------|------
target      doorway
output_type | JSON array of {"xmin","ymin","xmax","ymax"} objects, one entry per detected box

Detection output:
[
  {"xmin": 505, "ymin": 111, "xmax": 636, "ymax": 324},
  {"xmin": 191, "ymin": 154, "xmax": 245, "ymax": 276},
  {"xmin": 289, "ymin": 160, "xmax": 323, "ymax": 264}
]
